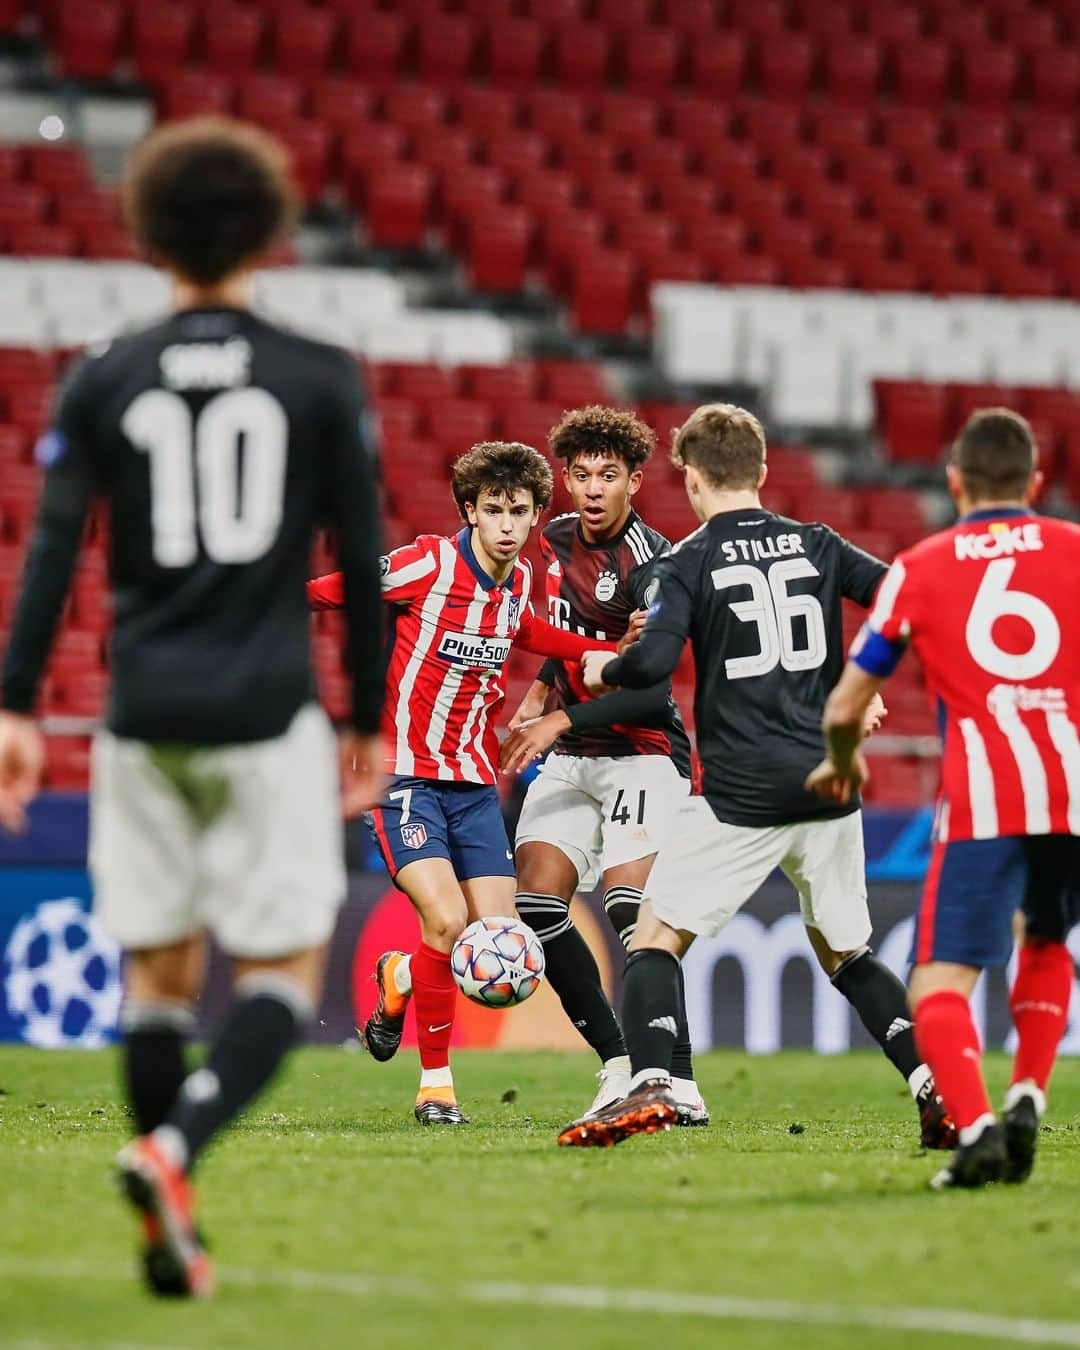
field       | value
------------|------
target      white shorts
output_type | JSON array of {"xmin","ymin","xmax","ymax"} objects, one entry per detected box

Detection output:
[
  {"xmin": 515, "ymin": 753, "xmax": 690, "ymax": 891},
  {"xmin": 647, "ymin": 798, "xmax": 871, "ymax": 952},
  {"xmin": 89, "ymin": 703, "xmax": 346, "ymax": 959}
]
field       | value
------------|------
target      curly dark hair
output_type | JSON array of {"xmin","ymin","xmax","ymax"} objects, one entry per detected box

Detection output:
[
  {"xmin": 548, "ymin": 405, "xmax": 655, "ymax": 472},
  {"xmin": 450, "ymin": 441, "xmax": 554, "ymax": 520},
  {"xmin": 123, "ymin": 117, "xmax": 298, "ymax": 285}
]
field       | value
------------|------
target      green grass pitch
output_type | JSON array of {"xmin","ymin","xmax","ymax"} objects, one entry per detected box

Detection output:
[{"xmin": 1, "ymin": 1045, "xmax": 1079, "ymax": 1350}]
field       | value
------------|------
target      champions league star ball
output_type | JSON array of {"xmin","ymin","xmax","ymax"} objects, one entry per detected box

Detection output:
[
  {"xmin": 451, "ymin": 916, "xmax": 545, "ymax": 1009},
  {"xmin": 2, "ymin": 898, "xmax": 122, "ymax": 1048}
]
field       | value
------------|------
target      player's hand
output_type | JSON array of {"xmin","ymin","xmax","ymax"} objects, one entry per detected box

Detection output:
[
  {"xmin": 862, "ymin": 692, "xmax": 887, "ymax": 737},
  {"xmin": 500, "ymin": 711, "xmax": 571, "ymax": 775},
  {"xmin": 0, "ymin": 711, "xmax": 45, "ymax": 834},
  {"xmin": 582, "ymin": 651, "xmax": 617, "ymax": 696},
  {"xmin": 618, "ymin": 609, "xmax": 648, "ymax": 653},
  {"xmin": 339, "ymin": 731, "xmax": 385, "ymax": 818},
  {"xmin": 803, "ymin": 750, "xmax": 870, "ymax": 806},
  {"xmin": 508, "ymin": 681, "xmax": 549, "ymax": 732}
]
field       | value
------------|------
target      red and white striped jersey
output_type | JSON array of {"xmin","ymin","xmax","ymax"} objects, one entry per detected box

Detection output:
[
  {"xmin": 309, "ymin": 527, "xmax": 611, "ymax": 784},
  {"xmin": 854, "ymin": 508, "xmax": 1080, "ymax": 841}
]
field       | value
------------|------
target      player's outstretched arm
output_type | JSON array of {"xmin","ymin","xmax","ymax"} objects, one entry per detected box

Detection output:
[
  {"xmin": 508, "ymin": 677, "xmax": 552, "ymax": 731},
  {"xmin": 514, "ymin": 612, "xmax": 616, "ymax": 661},
  {"xmin": 500, "ymin": 680, "xmax": 672, "ymax": 774},
  {"xmin": 307, "ymin": 571, "xmax": 344, "ymax": 609},
  {"xmin": 339, "ymin": 730, "xmax": 384, "ymax": 818}
]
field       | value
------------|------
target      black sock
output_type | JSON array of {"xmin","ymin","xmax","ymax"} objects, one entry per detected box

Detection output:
[
  {"xmin": 623, "ymin": 948, "xmax": 682, "ymax": 1079},
  {"xmin": 831, "ymin": 947, "xmax": 922, "ymax": 1083},
  {"xmin": 670, "ymin": 964, "xmax": 695, "ymax": 1082},
  {"xmin": 121, "ymin": 1000, "xmax": 194, "ymax": 1135},
  {"xmin": 517, "ymin": 893, "xmax": 625, "ymax": 1063},
  {"xmin": 602, "ymin": 885, "xmax": 641, "ymax": 951},
  {"xmin": 163, "ymin": 975, "xmax": 310, "ymax": 1170}
]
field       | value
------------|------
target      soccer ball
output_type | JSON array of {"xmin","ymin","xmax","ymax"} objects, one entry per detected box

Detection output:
[
  {"xmin": 451, "ymin": 916, "xmax": 545, "ymax": 1009},
  {"xmin": 1, "ymin": 898, "xmax": 122, "ymax": 1048}
]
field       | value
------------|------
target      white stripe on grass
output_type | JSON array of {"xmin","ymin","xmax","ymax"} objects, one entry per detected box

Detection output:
[{"xmin": 4, "ymin": 1259, "xmax": 1080, "ymax": 1347}]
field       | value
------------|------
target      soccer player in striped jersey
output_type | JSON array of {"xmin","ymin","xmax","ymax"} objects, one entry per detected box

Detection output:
[
  {"xmin": 498, "ymin": 407, "xmax": 707, "ymax": 1129},
  {"xmin": 309, "ymin": 441, "xmax": 614, "ymax": 1124},
  {"xmin": 812, "ymin": 409, "xmax": 1079, "ymax": 1189}
]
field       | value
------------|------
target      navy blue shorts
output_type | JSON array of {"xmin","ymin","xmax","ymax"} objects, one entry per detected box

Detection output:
[
  {"xmin": 367, "ymin": 776, "xmax": 515, "ymax": 882},
  {"xmin": 912, "ymin": 834, "xmax": 1080, "ymax": 969}
]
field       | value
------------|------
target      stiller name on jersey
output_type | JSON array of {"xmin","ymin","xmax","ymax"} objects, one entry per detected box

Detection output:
[{"xmin": 437, "ymin": 631, "xmax": 513, "ymax": 670}]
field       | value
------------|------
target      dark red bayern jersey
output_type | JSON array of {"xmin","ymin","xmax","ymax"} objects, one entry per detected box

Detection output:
[
  {"xmin": 539, "ymin": 510, "xmax": 691, "ymax": 772},
  {"xmin": 854, "ymin": 508, "xmax": 1080, "ymax": 842}
]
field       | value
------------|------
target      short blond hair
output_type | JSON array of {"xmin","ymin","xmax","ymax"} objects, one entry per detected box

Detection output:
[{"xmin": 671, "ymin": 403, "xmax": 766, "ymax": 490}]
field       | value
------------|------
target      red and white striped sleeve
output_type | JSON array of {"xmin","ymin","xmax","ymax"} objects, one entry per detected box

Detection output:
[{"xmin": 307, "ymin": 536, "xmax": 440, "ymax": 611}]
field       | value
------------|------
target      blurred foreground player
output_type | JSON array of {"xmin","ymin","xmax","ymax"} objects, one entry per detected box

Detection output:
[
  {"xmin": 811, "ymin": 409, "xmax": 1079, "ymax": 1190},
  {"xmin": 572, "ymin": 404, "xmax": 951, "ymax": 1149},
  {"xmin": 309, "ymin": 442, "xmax": 614, "ymax": 1125},
  {"xmin": 501, "ymin": 406, "xmax": 706, "ymax": 1127},
  {"xmin": 0, "ymin": 119, "xmax": 385, "ymax": 1294}
]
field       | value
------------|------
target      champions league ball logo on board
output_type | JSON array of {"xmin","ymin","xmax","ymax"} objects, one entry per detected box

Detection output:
[{"xmin": 2, "ymin": 898, "xmax": 122, "ymax": 1048}]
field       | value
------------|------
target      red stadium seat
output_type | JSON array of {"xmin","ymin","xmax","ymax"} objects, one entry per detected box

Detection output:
[
  {"xmin": 383, "ymin": 85, "xmax": 449, "ymax": 138},
  {"xmin": 417, "ymin": 13, "xmax": 477, "ymax": 86},
  {"xmin": 456, "ymin": 87, "xmax": 520, "ymax": 138},
  {"xmin": 947, "ymin": 110, "xmax": 1009, "ymax": 159},
  {"xmin": 569, "ymin": 248, "xmax": 636, "ymax": 335},
  {"xmin": 133, "ymin": 1, "xmax": 195, "ymax": 82},
  {"xmin": 56, "ymin": 0, "xmax": 122, "ymax": 79},
  {"xmin": 892, "ymin": 40, "xmax": 949, "ymax": 109},
  {"xmin": 27, "ymin": 145, "xmax": 92, "ymax": 194},
  {"xmin": 55, "ymin": 188, "xmax": 119, "ymax": 233},
  {"xmin": 759, "ymin": 32, "xmax": 817, "ymax": 103},
  {"xmin": 1017, "ymin": 112, "xmax": 1076, "ymax": 175},
  {"xmin": 459, "ymin": 363, "xmax": 537, "ymax": 403},
  {"xmin": 715, "ymin": 254, "xmax": 782, "ymax": 286},
  {"xmin": 7, "ymin": 222, "xmax": 79, "ymax": 258},
  {"xmin": 525, "ymin": 88, "xmax": 589, "ymax": 144},
  {"xmin": 553, "ymin": 24, "xmax": 612, "ymax": 90},
  {"xmin": 486, "ymin": 18, "xmax": 546, "ymax": 91},
  {"xmin": 493, "ymin": 399, "xmax": 563, "ymax": 448},
  {"xmin": 342, "ymin": 123, "xmax": 407, "ymax": 206},
  {"xmin": 310, "ymin": 79, "xmax": 375, "ymax": 134},
  {"xmin": 875, "ymin": 381, "xmax": 950, "ymax": 464},
  {"xmin": 274, "ymin": 6, "xmax": 337, "ymax": 81},
  {"xmin": 0, "ymin": 182, "xmax": 50, "ymax": 231},
  {"xmin": 426, "ymin": 399, "xmax": 495, "ymax": 458},
  {"xmin": 442, "ymin": 165, "xmax": 507, "ymax": 250},
  {"xmin": 237, "ymin": 74, "xmax": 305, "ymax": 129},
  {"xmin": 366, "ymin": 164, "xmax": 434, "ymax": 247},
  {"xmin": 535, "ymin": 360, "xmax": 610, "ymax": 406},
  {"xmin": 158, "ymin": 70, "xmax": 234, "ymax": 120},
  {"xmin": 386, "ymin": 363, "xmax": 461, "ymax": 402},
  {"xmin": 486, "ymin": 128, "xmax": 549, "ymax": 177},
  {"xmin": 466, "ymin": 205, "xmax": 531, "ymax": 292},
  {"xmin": 1031, "ymin": 48, "xmax": 1080, "ymax": 113},
  {"xmin": 961, "ymin": 44, "xmax": 1018, "ymax": 108},
  {"xmin": 418, "ymin": 126, "xmax": 479, "ymax": 179},
  {"xmin": 932, "ymin": 8, "xmax": 991, "ymax": 46},
  {"xmin": 619, "ymin": 26, "xmax": 683, "ymax": 95},
  {"xmin": 204, "ymin": 6, "xmax": 265, "ymax": 76},
  {"xmin": 530, "ymin": 0, "xmax": 583, "ymax": 23},
  {"xmin": 824, "ymin": 38, "xmax": 882, "ymax": 105},
  {"xmin": 689, "ymin": 32, "xmax": 747, "ymax": 96},
  {"xmin": 347, "ymin": 11, "xmax": 410, "ymax": 81},
  {"xmin": 277, "ymin": 120, "xmax": 332, "ymax": 203}
]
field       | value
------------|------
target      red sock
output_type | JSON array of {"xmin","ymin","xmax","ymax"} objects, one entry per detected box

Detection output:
[
  {"xmin": 915, "ymin": 989, "xmax": 993, "ymax": 1132},
  {"xmin": 411, "ymin": 943, "xmax": 457, "ymax": 1073},
  {"xmin": 1010, "ymin": 942, "xmax": 1074, "ymax": 1092}
]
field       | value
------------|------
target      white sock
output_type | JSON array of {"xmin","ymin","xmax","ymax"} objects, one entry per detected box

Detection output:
[
  {"xmin": 150, "ymin": 1124, "xmax": 189, "ymax": 1172},
  {"xmin": 419, "ymin": 1066, "xmax": 453, "ymax": 1091},
  {"xmin": 908, "ymin": 1063, "xmax": 933, "ymax": 1100},
  {"xmin": 630, "ymin": 1068, "xmax": 671, "ymax": 1092},
  {"xmin": 671, "ymin": 1077, "xmax": 700, "ymax": 1105},
  {"xmin": 393, "ymin": 955, "xmax": 412, "ymax": 997},
  {"xmin": 602, "ymin": 1054, "xmax": 630, "ymax": 1074},
  {"xmin": 958, "ymin": 1112, "xmax": 997, "ymax": 1147},
  {"xmin": 1003, "ymin": 1079, "xmax": 1046, "ymax": 1117}
]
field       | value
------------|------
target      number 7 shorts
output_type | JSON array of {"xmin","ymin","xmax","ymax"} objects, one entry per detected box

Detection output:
[
  {"xmin": 645, "ymin": 796, "xmax": 872, "ymax": 952},
  {"xmin": 514, "ymin": 753, "xmax": 691, "ymax": 892}
]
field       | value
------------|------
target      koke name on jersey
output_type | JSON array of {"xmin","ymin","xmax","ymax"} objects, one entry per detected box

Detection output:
[
  {"xmin": 954, "ymin": 520, "xmax": 1043, "ymax": 561},
  {"xmin": 437, "ymin": 631, "xmax": 513, "ymax": 669}
]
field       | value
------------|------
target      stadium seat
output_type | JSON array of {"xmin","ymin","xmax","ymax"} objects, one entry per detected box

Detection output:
[
  {"xmin": 892, "ymin": 41, "xmax": 949, "ymax": 108},
  {"xmin": 204, "ymin": 7, "xmax": 265, "ymax": 76},
  {"xmin": 417, "ymin": 13, "xmax": 477, "ymax": 86},
  {"xmin": 486, "ymin": 18, "xmax": 546, "ymax": 90},
  {"xmin": 311, "ymin": 79, "xmax": 377, "ymax": 134},
  {"xmin": 620, "ymin": 26, "xmax": 683, "ymax": 95},
  {"xmin": 347, "ymin": 11, "xmax": 410, "ymax": 81},
  {"xmin": 1031, "ymin": 48, "xmax": 1080, "ymax": 113},
  {"xmin": 466, "ymin": 206, "xmax": 531, "ymax": 293},
  {"xmin": 366, "ymin": 165, "xmax": 434, "ymax": 247},
  {"xmin": 56, "ymin": 0, "xmax": 123, "ymax": 79},
  {"xmin": 158, "ymin": 70, "xmax": 234, "ymax": 120},
  {"xmin": 536, "ymin": 359, "xmax": 610, "ymax": 405},
  {"xmin": 274, "ymin": 7, "xmax": 337, "ymax": 81},
  {"xmin": 689, "ymin": 32, "xmax": 747, "ymax": 95},
  {"xmin": 875, "ymin": 380, "xmax": 950, "ymax": 464},
  {"xmin": 553, "ymin": 23, "xmax": 611, "ymax": 88},
  {"xmin": 133, "ymin": 2, "xmax": 196, "ymax": 82},
  {"xmin": 824, "ymin": 38, "xmax": 882, "ymax": 105},
  {"xmin": 238, "ymin": 74, "xmax": 305, "ymax": 129}
]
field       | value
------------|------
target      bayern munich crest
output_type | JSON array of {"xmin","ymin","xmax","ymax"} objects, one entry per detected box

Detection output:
[
  {"xmin": 594, "ymin": 570, "xmax": 618, "ymax": 602},
  {"xmin": 401, "ymin": 823, "xmax": 428, "ymax": 850}
]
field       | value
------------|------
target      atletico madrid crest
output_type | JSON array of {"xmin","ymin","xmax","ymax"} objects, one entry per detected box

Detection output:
[{"xmin": 401, "ymin": 823, "xmax": 428, "ymax": 850}]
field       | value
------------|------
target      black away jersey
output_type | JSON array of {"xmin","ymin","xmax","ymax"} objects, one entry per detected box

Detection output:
[
  {"xmin": 1, "ymin": 308, "xmax": 384, "ymax": 743},
  {"xmin": 640, "ymin": 508, "xmax": 886, "ymax": 825}
]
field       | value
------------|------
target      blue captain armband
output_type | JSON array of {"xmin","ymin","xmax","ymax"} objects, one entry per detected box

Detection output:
[{"xmin": 851, "ymin": 627, "xmax": 906, "ymax": 678}]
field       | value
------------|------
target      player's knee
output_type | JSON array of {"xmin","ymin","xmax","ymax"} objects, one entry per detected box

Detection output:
[
  {"xmin": 419, "ymin": 896, "xmax": 469, "ymax": 948},
  {"xmin": 515, "ymin": 892, "xmax": 572, "ymax": 944}
]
